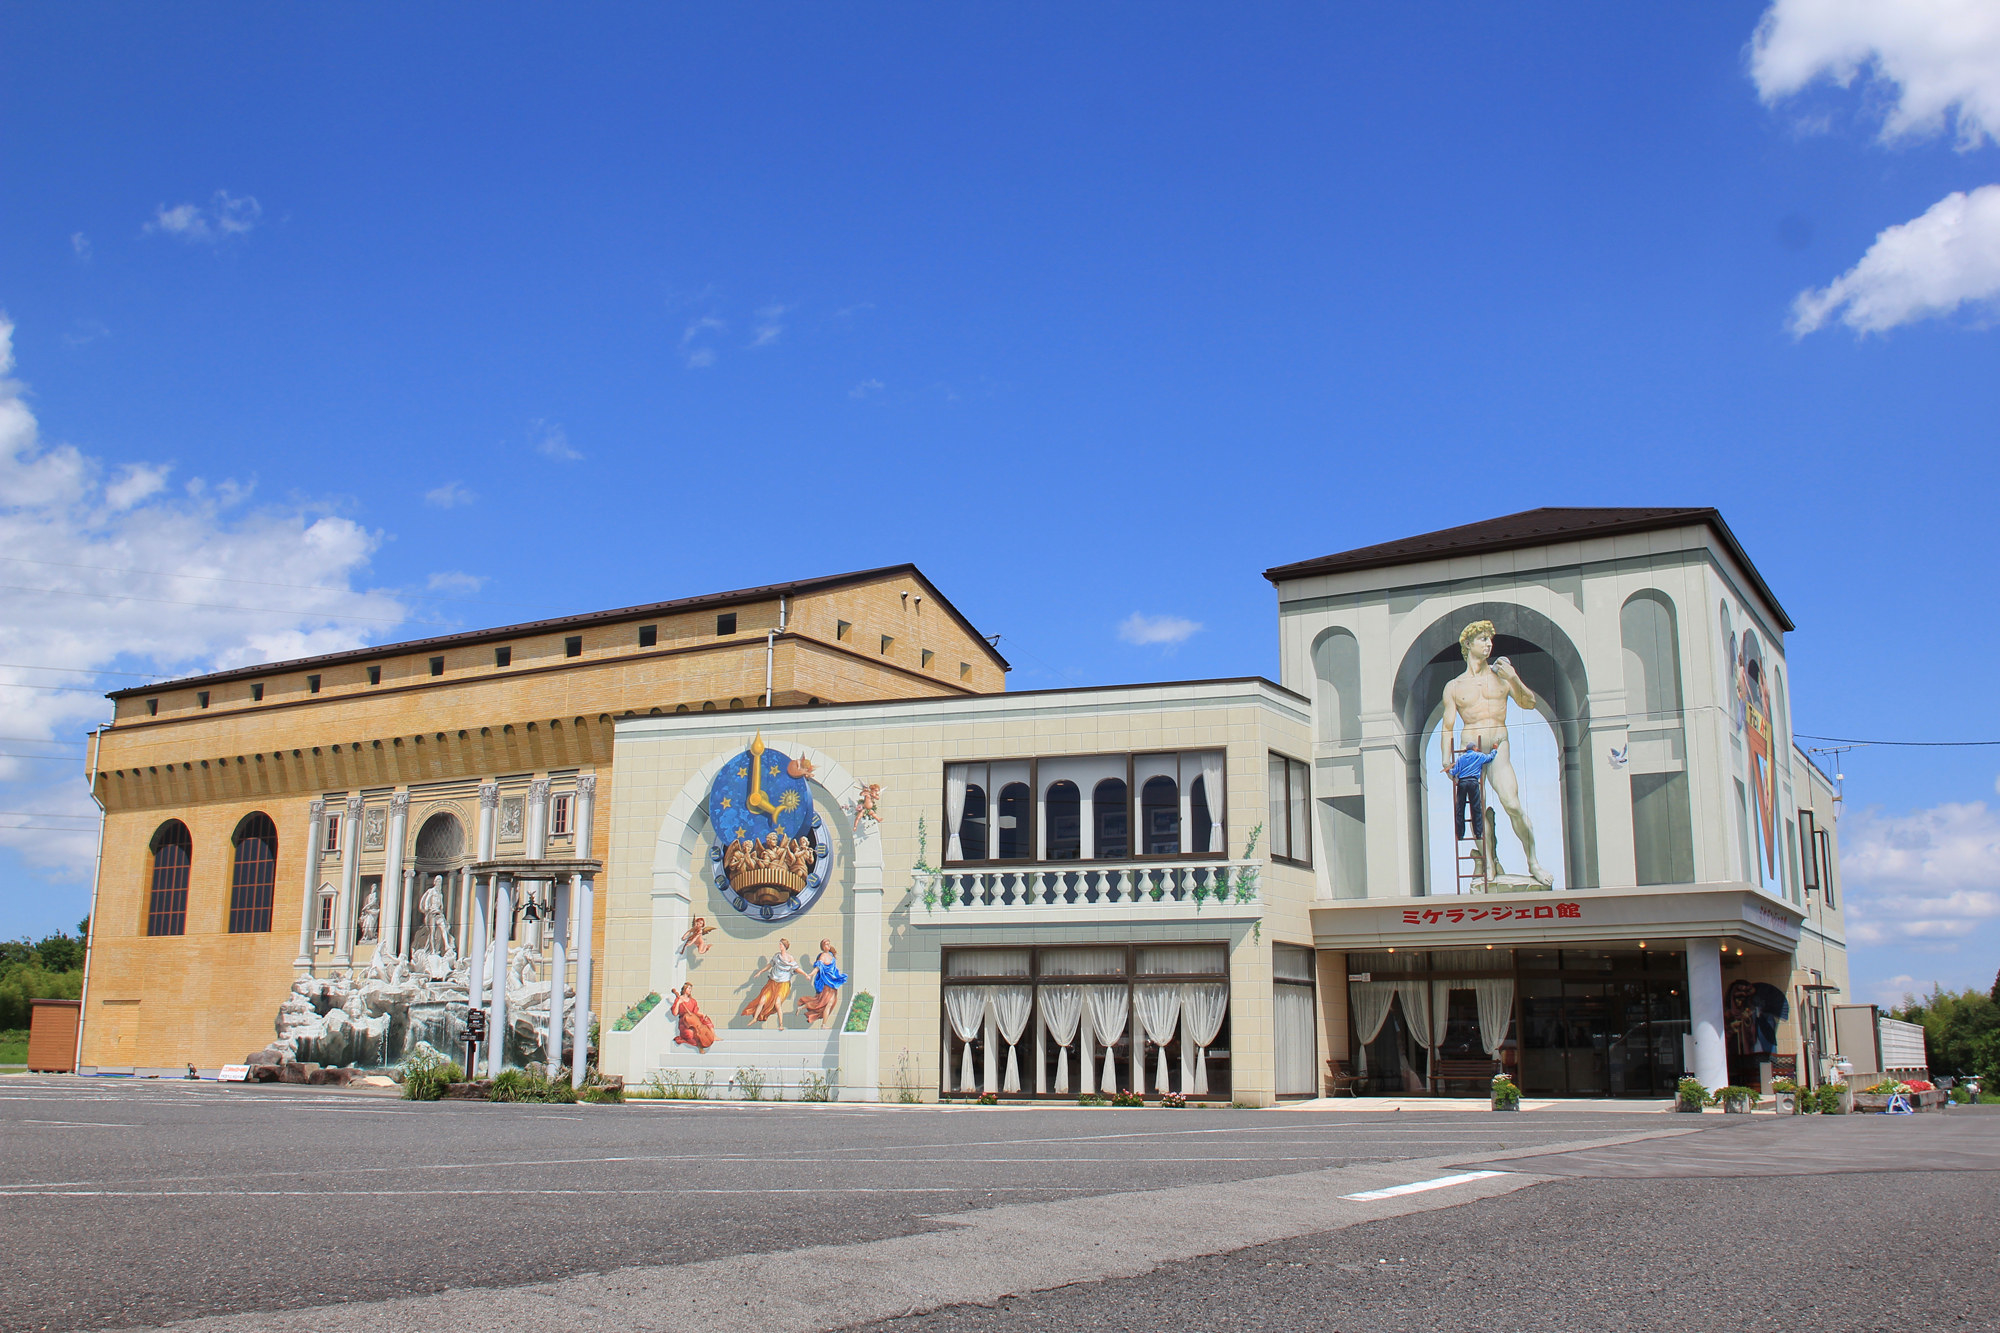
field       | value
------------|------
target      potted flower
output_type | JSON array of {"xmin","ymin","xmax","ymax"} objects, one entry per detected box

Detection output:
[
  {"xmin": 1715, "ymin": 1085, "xmax": 1756, "ymax": 1114},
  {"xmin": 1490, "ymin": 1074, "xmax": 1521, "ymax": 1112},
  {"xmin": 1160, "ymin": 1090, "xmax": 1187, "ymax": 1109},
  {"xmin": 1675, "ymin": 1076, "xmax": 1709, "ymax": 1113},
  {"xmin": 1772, "ymin": 1077, "xmax": 1799, "ymax": 1115}
]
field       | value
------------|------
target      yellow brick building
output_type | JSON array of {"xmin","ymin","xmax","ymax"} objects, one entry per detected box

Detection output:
[{"xmin": 78, "ymin": 565, "xmax": 1007, "ymax": 1074}]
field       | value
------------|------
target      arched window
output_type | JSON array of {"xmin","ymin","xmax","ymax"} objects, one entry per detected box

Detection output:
[
  {"xmin": 960, "ymin": 784, "xmax": 989, "ymax": 860},
  {"xmin": 228, "ymin": 813, "xmax": 278, "ymax": 933},
  {"xmin": 1312, "ymin": 628, "xmax": 1362, "ymax": 745},
  {"xmin": 996, "ymin": 782, "xmax": 1032, "ymax": 860},
  {"xmin": 147, "ymin": 820, "xmax": 193, "ymax": 937},
  {"xmin": 1619, "ymin": 591, "xmax": 1683, "ymax": 719},
  {"xmin": 728, "ymin": 697, "xmax": 744, "ymax": 710},
  {"xmin": 701, "ymin": 701, "xmax": 716, "ymax": 712},
  {"xmin": 1093, "ymin": 779, "xmax": 1129, "ymax": 859},
  {"xmin": 675, "ymin": 704, "xmax": 691, "ymax": 713},
  {"xmin": 1044, "ymin": 781, "xmax": 1081, "ymax": 860},
  {"xmin": 1141, "ymin": 776, "xmax": 1180, "ymax": 855}
]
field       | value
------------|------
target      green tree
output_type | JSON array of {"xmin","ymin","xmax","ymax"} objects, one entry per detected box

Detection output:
[
  {"xmin": 33, "ymin": 932, "xmax": 84, "ymax": 973},
  {"xmin": 1892, "ymin": 984, "xmax": 2000, "ymax": 1085}
]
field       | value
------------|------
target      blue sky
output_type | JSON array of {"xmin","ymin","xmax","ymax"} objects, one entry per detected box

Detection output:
[{"xmin": 2, "ymin": 4, "xmax": 1996, "ymax": 1004}]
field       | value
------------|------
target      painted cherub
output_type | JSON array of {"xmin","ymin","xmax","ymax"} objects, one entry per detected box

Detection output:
[
  {"xmin": 851, "ymin": 783, "xmax": 883, "ymax": 829},
  {"xmin": 679, "ymin": 915, "xmax": 718, "ymax": 958}
]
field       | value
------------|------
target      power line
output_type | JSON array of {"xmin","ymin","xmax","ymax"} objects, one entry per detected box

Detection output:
[
  {"xmin": 0, "ymin": 583, "xmax": 454, "ymax": 626},
  {"xmin": 0, "ymin": 682, "xmax": 113, "ymax": 694},
  {"xmin": 0, "ymin": 663, "xmax": 163, "ymax": 678},
  {"xmin": 1795, "ymin": 733, "xmax": 2000, "ymax": 748}
]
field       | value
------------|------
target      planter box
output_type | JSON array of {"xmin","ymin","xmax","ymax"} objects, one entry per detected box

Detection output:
[
  {"xmin": 1853, "ymin": 1088, "xmax": 1947, "ymax": 1113},
  {"xmin": 1490, "ymin": 1101, "xmax": 1519, "ymax": 1112}
]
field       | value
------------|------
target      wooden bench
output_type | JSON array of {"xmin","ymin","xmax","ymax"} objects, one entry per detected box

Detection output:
[
  {"xmin": 1324, "ymin": 1059, "xmax": 1361, "ymax": 1098},
  {"xmin": 1429, "ymin": 1057, "xmax": 1499, "ymax": 1096}
]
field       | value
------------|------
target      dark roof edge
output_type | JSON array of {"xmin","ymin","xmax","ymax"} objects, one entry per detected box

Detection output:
[
  {"xmin": 623, "ymin": 674, "xmax": 1310, "ymax": 716},
  {"xmin": 1263, "ymin": 508, "xmax": 1794, "ymax": 632},
  {"xmin": 109, "ymin": 563, "xmax": 1009, "ymax": 699}
]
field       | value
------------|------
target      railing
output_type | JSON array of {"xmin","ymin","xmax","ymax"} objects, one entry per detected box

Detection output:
[{"xmin": 911, "ymin": 859, "xmax": 1261, "ymax": 919}]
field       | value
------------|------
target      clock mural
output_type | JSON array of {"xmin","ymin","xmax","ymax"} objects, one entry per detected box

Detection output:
[{"xmin": 707, "ymin": 734, "xmax": 832, "ymax": 922}]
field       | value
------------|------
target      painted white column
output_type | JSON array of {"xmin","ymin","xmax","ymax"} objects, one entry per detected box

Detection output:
[
  {"xmin": 1688, "ymin": 937, "xmax": 1729, "ymax": 1091},
  {"xmin": 548, "ymin": 876, "xmax": 569, "ymax": 1076},
  {"xmin": 525, "ymin": 779, "xmax": 550, "ymax": 953},
  {"xmin": 399, "ymin": 868, "xmax": 418, "ymax": 957},
  {"xmin": 296, "ymin": 798, "xmax": 325, "ymax": 970},
  {"xmin": 841, "ymin": 790, "xmax": 884, "ymax": 1101},
  {"xmin": 1080, "ymin": 1013, "xmax": 1096, "ymax": 1096},
  {"xmin": 382, "ymin": 792, "xmax": 410, "ymax": 957},
  {"xmin": 335, "ymin": 794, "xmax": 364, "ymax": 964},
  {"xmin": 1080, "ymin": 790, "xmax": 1095, "ymax": 861},
  {"xmin": 570, "ymin": 775, "xmax": 597, "ymax": 1090},
  {"xmin": 570, "ymin": 872, "xmax": 593, "ymax": 1090},
  {"xmin": 1034, "ymin": 1008, "xmax": 1047, "ymax": 1095},
  {"xmin": 468, "ymin": 873, "xmax": 490, "ymax": 1013},
  {"xmin": 487, "ymin": 874, "xmax": 515, "ymax": 1077},
  {"xmin": 1129, "ymin": 991, "xmax": 1142, "ymax": 1092},
  {"xmin": 455, "ymin": 865, "xmax": 472, "ymax": 961},
  {"xmin": 477, "ymin": 782, "xmax": 499, "ymax": 859}
]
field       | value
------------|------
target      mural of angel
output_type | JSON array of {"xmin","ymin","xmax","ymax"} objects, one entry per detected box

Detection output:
[
  {"xmin": 796, "ymin": 939, "xmax": 848, "ymax": 1028},
  {"xmin": 851, "ymin": 783, "xmax": 884, "ymax": 829},
  {"xmin": 679, "ymin": 915, "xmax": 718, "ymax": 958},
  {"xmin": 741, "ymin": 938, "xmax": 798, "ymax": 1028},
  {"xmin": 672, "ymin": 983, "xmax": 717, "ymax": 1051}
]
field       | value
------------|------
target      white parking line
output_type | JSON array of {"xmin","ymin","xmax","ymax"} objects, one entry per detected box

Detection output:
[{"xmin": 1340, "ymin": 1169, "xmax": 1509, "ymax": 1201}]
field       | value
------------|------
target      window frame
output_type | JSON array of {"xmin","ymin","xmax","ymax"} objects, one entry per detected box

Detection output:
[
  {"xmin": 145, "ymin": 820, "xmax": 193, "ymax": 938},
  {"xmin": 939, "ymin": 751, "xmax": 1225, "ymax": 868},
  {"xmin": 495, "ymin": 646, "xmax": 512, "ymax": 668},
  {"xmin": 1797, "ymin": 809, "xmax": 1820, "ymax": 893},
  {"xmin": 716, "ymin": 613, "xmax": 737, "ymax": 635},
  {"xmin": 429, "ymin": 656, "xmax": 445, "ymax": 677},
  {"xmin": 323, "ymin": 812, "xmax": 342, "ymax": 855},
  {"xmin": 550, "ymin": 792, "xmax": 573, "ymax": 838},
  {"xmin": 564, "ymin": 636, "xmax": 583, "ymax": 658},
  {"xmin": 227, "ymin": 812, "xmax": 279, "ymax": 934},
  {"xmin": 638, "ymin": 624, "xmax": 657, "ymax": 648},
  {"xmin": 1267, "ymin": 751, "xmax": 1313, "ymax": 868},
  {"xmin": 1816, "ymin": 828, "xmax": 1834, "ymax": 908}
]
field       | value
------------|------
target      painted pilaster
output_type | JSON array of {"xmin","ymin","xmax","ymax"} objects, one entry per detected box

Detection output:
[
  {"xmin": 468, "ymin": 873, "xmax": 490, "ymax": 1014},
  {"xmin": 335, "ymin": 794, "xmax": 364, "ymax": 964},
  {"xmin": 296, "ymin": 798, "xmax": 325, "ymax": 971},
  {"xmin": 840, "ymin": 790, "xmax": 884, "ymax": 1102},
  {"xmin": 548, "ymin": 877, "xmax": 569, "ymax": 1076},
  {"xmin": 526, "ymin": 778, "xmax": 550, "ymax": 858},
  {"xmin": 487, "ymin": 874, "xmax": 514, "ymax": 1077},
  {"xmin": 383, "ymin": 791, "xmax": 410, "ymax": 957}
]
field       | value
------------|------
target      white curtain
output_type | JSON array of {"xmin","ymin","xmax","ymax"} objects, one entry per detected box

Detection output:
[
  {"xmin": 1039, "ymin": 984, "xmax": 1084, "ymax": 1094},
  {"xmin": 992, "ymin": 985, "xmax": 1033, "ymax": 1094},
  {"xmin": 1431, "ymin": 981, "xmax": 1453, "ymax": 1051},
  {"xmin": 1473, "ymin": 978, "xmax": 1515, "ymax": 1057},
  {"xmin": 943, "ymin": 987, "xmax": 990, "ymax": 1094},
  {"xmin": 946, "ymin": 949, "xmax": 1031, "ymax": 977},
  {"xmin": 1136, "ymin": 945, "xmax": 1228, "ymax": 975},
  {"xmin": 1199, "ymin": 753, "xmax": 1226, "ymax": 853},
  {"xmin": 1179, "ymin": 981, "xmax": 1229, "ymax": 1094},
  {"xmin": 1085, "ymin": 985, "xmax": 1129, "ymax": 1094},
  {"xmin": 1274, "ymin": 985, "xmax": 1317, "ymax": 1096},
  {"xmin": 1133, "ymin": 984, "xmax": 1181, "ymax": 1092},
  {"xmin": 1400, "ymin": 981, "xmax": 1435, "ymax": 1052},
  {"xmin": 945, "ymin": 765, "xmax": 969, "ymax": 862}
]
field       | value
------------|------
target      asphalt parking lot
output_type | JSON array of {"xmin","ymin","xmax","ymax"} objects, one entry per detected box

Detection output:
[{"xmin": 4, "ymin": 1076, "xmax": 1993, "ymax": 1333}]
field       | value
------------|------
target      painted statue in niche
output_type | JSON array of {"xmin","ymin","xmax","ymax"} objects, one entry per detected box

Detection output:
[
  {"xmin": 741, "ymin": 938, "xmax": 800, "ymax": 1028},
  {"xmin": 796, "ymin": 939, "xmax": 848, "ymax": 1027},
  {"xmin": 1439, "ymin": 620, "xmax": 1553, "ymax": 887},
  {"xmin": 707, "ymin": 733, "xmax": 832, "ymax": 922},
  {"xmin": 358, "ymin": 886, "xmax": 381, "ymax": 941},
  {"xmin": 672, "ymin": 983, "xmax": 717, "ymax": 1051},
  {"xmin": 363, "ymin": 808, "xmax": 387, "ymax": 852},
  {"xmin": 498, "ymin": 796, "xmax": 524, "ymax": 843}
]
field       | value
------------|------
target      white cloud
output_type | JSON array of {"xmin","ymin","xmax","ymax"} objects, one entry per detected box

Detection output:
[
  {"xmin": 680, "ymin": 315, "xmax": 724, "ymax": 369},
  {"xmin": 685, "ymin": 347, "xmax": 716, "ymax": 369},
  {"xmin": 0, "ymin": 311, "xmax": 408, "ymax": 894},
  {"xmin": 1118, "ymin": 612, "xmax": 1203, "ymax": 649},
  {"xmin": 70, "ymin": 233, "xmax": 90, "ymax": 261},
  {"xmin": 144, "ymin": 191, "xmax": 263, "ymax": 244},
  {"xmin": 1791, "ymin": 184, "xmax": 2000, "ymax": 334},
  {"xmin": 424, "ymin": 480, "xmax": 476, "ymax": 508},
  {"xmin": 1751, "ymin": 0, "xmax": 2000, "ymax": 148},
  {"xmin": 531, "ymin": 420, "xmax": 582, "ymax": 462},
  {"xmin": 1839, "ymin": 801, "xmax": 2000, "ymax": 945},
  {"xmin": 749, "ymin": 304, "xmax": 789, "ymax": 348},
  {"xmin": 849, "ymin": 378, "xmax": 885, "ymax": 399},
  {"xmin": 425, "ymin": 571, "xmax": 485, "ymax": 595}
]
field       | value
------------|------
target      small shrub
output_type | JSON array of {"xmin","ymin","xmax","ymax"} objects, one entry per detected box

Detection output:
[
  {"xmin": 1077, "ymin": 1093, "xmax": 1104, "ymax": 1107},
  {"xmin": 1490, "ymin": 1075, "xmax": 1522, "ymax": 1110},
  {"xmin": 735, "ymin": 1066, "xmax": 767, "ymax": 1102},
  {"xmin": 400, "ymin": 1049, "xmax": 464, "ymax": 1102},
  {"xmin": 1159, "ymin": 1090, "xmax": 1187, "ymax": 1108},
  {"xmin": 1111, "ymin": 1090, "xmax": 1144, "ymax": 1108},
  {"xmin": 582, "ymin": 1081, "xmax": 624, "ymax": 1104},
  {"xmin": 798, "ymin": 1066, "xmax": 838, "ymax": 1103},
  {"xmin": 976, "ymin": 1091, "xmax": 998, "ymax": 1106},
  {"xmin": 1813, "ymin": 1084, "xmax": 1847, "ymax": 1114},
  {"xmin": 891, "ymin": 1048, "xmax": 922, "ymax": 1104},
  {"xmin": 489, "ymin": 1069, "xmax": 530, "ymax": 1102},
  {"xmin": 1675, "ymin": 1076, "xmax": 1709, "ymax": 1111}
]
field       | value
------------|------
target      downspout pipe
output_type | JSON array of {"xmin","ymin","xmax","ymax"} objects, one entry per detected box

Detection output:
[
  {"xmin": 764, "ymin": 595, "xmax": 787, "ymax": 708},
  {"xmin": 76, "ymin": 723, "xmax": 108, "ymax": 1074}
]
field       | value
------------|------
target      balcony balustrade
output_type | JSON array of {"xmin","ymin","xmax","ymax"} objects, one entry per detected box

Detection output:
[{"xmin": 909, "ymin": 858, "xmax": 1262, "ymax": 925}]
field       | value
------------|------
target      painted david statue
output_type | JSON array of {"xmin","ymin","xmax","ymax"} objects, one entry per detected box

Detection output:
[{"xmin": 1439, "ymin": 620, "xmax": 1552, "ymax": 888}]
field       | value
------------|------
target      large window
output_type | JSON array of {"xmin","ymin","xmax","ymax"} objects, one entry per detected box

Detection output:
[
  {"xmin": 943, "ymin": 752, "xmax": 1224, "ymax": 865},
  {"xmin": 1267, "ymin": 753, "xmax": 1311, "ymax": 865},
  {"xmin": 227, "ymin": 813, "xmax": 278, "ymax": 934},
  {"xmin": 941, "ymin": 944, "xmax": 1232, "ymax": 1101},
  {"xmin": 146, "ymin": 820, "xmax": 193, "ymax": 937}
]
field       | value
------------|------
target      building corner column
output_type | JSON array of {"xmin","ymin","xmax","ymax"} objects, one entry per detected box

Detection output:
[
  {"xmin": 296, "ymin": 798, "xmax": 326, "ymax": 971},
  {"xmin": 1688, "ymin": 937, "xmax": 1728, "ymax": 1091},
  {"xmin": 335, "ymin": 794, "xmax": 364, "ymax": 965},
  {"xmin": 383, "ymin": 791, "xmax": 410, "ymax": 958}
]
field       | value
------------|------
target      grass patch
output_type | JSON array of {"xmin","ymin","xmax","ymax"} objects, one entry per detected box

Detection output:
[{"xmin": 0, "ymin": 1028, "xmax": 28, "ymax": 1065}]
